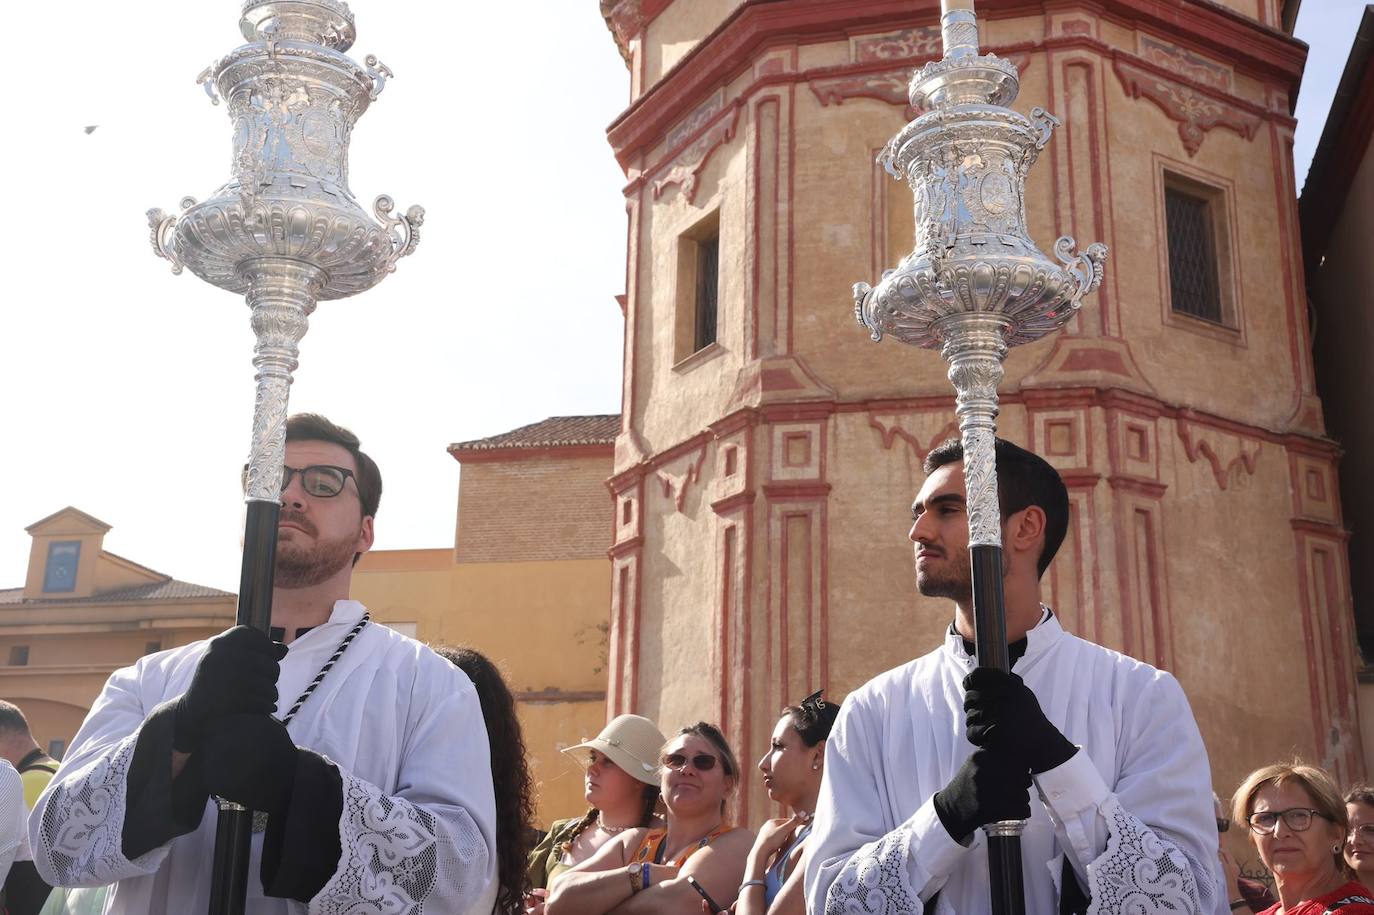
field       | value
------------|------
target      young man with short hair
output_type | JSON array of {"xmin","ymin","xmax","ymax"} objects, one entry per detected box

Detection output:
[
  {"xmin": 805, "ymin": 438, "xmax": 1219, "ymax": 915},
  {"xmin": 31, "ymin": 414, "xmax": 497, "ymax": 914}
]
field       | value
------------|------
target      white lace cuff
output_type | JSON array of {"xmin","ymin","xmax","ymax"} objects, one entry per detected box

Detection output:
[
  {"xmin": 312, "ymin": 768, "xmax": 457, "ymax": 915},
  {"xmin": 1084, "ymin": 796, "xmax": 1205, "ymax": 915},
  {"xmin": 823, "ymin": 801, "xmax": 964, "ymax": 914},
  {"xmin": 35, "ymin": 733, "xmax": 148, "ymax": 886}
]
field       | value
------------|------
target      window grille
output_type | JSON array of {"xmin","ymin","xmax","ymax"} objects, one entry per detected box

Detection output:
[
  {"xmin": 695, "ymin": 236, "xmax": 719, "ymax": 351},
  {"xmin": 1165, "ymin": 188, "xmax": 1223, "ymax": 323}
]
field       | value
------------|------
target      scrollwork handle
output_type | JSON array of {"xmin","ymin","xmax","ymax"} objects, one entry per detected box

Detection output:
[
  {"xmin": 374, "ymin": 195, "xmax": 425, "ymax": 273},
  {"xmin": 196, "ymin": 62, "xmax": 221, "ymax": 106},
  {"xmin": 364, "ymin": 55, "xmax": 393, "ymax": 100},
  {"xmin": 1029, "ymin": 107, "xmax": 1060, "ymax": 150},
  {"xmin": 1054, "ymin": 236, "xmax": 1108, "ymax": 302},
  {"xmin": 146, "ymin": 197, "xmax": 196, "ymax": 275},
  {"xmin": 853, "ymin": 282, "xmax": 882, "ymax": 341}
]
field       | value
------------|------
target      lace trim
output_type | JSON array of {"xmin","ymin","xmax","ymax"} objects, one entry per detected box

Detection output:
[
  {"xmin": 38, "ymin": 735, "xmax": 137, "ymax": 885},
  {"xmin": 1085, "ymin": 797, "xmax": 1206, "ymax": 915},
  {"xmin": 824, "ymin": 822, "xmax": 923, "ymax": 915},
  {"xmin": 315, "ymin": 770, "xmax": 442, "ymax": 914}
]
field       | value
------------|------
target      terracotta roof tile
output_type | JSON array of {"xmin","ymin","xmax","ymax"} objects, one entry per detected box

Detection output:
[
  {"xmin": 448, "ymin": 415, "xmax": 620, "ymax": 454},
  {"xmin": 0, "ymin": 579, "xmax": 233, "ymax": 606}
]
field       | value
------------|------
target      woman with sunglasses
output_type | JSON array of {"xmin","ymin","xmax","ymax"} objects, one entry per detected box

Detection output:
[
  {"xmin": 1345, "ymin": 786, "xmax": 1374, "ymax": 892},
  {"xmin": 525, "ymin": 715, "xmax": 666, "ymax": 914},
  {"xmin": 545, "ymin": 723, "xmax": 752, "ymax": 915},
  {"xmin": 718, "ymin": 691, "xmax": 839, "ymax": 915},
  {"xmin": 1232, "ymin": 762, "xmax": 1374, "ymax": 914}
]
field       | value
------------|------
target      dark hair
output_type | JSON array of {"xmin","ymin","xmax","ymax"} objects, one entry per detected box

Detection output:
[
  {"xmin": 435, "ymin": 646, "xmax": 535, "ymax": 915},
  {"xmin": 285, "ymin": 413, "xmax": 383, "ymax": 520},
  {"xmin": 557, "ymin": 785, "xmax": 662, "ymax": 859},
  {"xmin": 783, "ymin": 691, "xmax": 839, "ymax": 747},
  {"xmin": 675, "ymin": 722, "xmax": 740, "ymax": 778},
  {"xmin": 1346, "ymin": 784, "xmax": 1374, "ymax": 808},
  {"xmin": 0, "ymin": 701, "xmax": 32, "ymax": 737},
  {"xmin": 923, "ymin": 437, "xmax": 1069, "ymax": 577}
]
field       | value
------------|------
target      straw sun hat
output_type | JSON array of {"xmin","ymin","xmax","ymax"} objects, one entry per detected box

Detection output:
[{"xmin": 561, "ymin": 714, "xmax": 666, "ymax": 786}]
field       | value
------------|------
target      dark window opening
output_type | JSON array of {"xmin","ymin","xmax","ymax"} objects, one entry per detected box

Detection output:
[
  {"xmin": 8, "ymin": 646, "xmax": 29, "ymax": 667},
  {"xmin": 694, "ymin": 235, "xmax": 719, "ymax": 352},
  {"xmin": 1165, "ymin": 187, "xmax": 1222, "ymax": 324}
]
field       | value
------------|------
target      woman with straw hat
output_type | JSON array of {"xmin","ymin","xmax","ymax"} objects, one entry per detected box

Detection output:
[{"xmin": 525, "ymin": 715, "xmax": 666, "ymax": 914}]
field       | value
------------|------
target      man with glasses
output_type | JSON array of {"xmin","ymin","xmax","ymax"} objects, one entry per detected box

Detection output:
[
  {"xmin": 29, "ymin": 414, "xmax": 498, "ymax": 915},
  {"xmin": 806, "ymin": 438, "xmax": 1219, "ymax": 915}
]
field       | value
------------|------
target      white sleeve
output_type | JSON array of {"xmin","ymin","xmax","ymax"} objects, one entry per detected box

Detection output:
[
  {"xmin": 804, "ymin": 695, "xmax": 972, "ymax": 915},
  {"xmin": 0, "ymin": 762, "xmax": 25, "ymax": 883},
  {"xmin": 309, "ymin": 671, "xmax": 496, "ymax": 914},
  {"xmin": 1033, "ymin": 671, "xmax": 1219, "ymax": 915}
]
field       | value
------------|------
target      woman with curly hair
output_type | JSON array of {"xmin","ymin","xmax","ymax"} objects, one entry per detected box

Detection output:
[{"xmin": 437, "ymin": 646, "xmax": 537, "ymax": 915}]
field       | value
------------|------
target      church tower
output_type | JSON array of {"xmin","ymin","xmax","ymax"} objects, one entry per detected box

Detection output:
[{"xmin": 598, "ymin": 0, "xmax": 1354, "ymax": 823}]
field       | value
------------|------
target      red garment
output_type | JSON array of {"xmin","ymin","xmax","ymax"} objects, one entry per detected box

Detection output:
[{"xmin": 1258, "ymin": 880, "xmax": 1374, "ymax": 914}]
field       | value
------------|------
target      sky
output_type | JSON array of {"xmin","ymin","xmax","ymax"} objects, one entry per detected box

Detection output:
[{"xmin": 0, "ymin": 1, "xmax": 1366, "ymax": 596}]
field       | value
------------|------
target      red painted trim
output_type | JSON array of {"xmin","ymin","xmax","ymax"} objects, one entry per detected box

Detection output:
[
  {"xmin": 607, "ymin": 0, "xmax": 1303, "ymax": 167},
  {"xmin": 1106, "ymin": 475, "xmax": 1168, "ymax": 498},
  {"xmin": 763, "ymin": 481, "xmax": 833, "ymax": 500},
  {"xmin": 448, "ymin": 443, "xmax": 614, "ymax": 464}
]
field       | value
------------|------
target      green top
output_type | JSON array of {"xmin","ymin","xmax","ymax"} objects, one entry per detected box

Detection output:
[{"xmin": 526, "ymin": 816, "xmax": 586, "ymax": 891}]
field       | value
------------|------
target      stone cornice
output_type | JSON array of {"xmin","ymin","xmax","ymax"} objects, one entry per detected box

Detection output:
[{"xmin": 605, "ymin": 0, "xmax": 1305, "ymax": 166}]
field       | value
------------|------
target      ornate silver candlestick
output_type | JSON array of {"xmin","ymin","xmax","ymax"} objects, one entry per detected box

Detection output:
[
  {"xmin": 147, "ymin": 2, "xmax": 422, "ymax": 912},
  {"xmin": 852, "ymin": 2, "xmax": 1105, "ymax": 912}
]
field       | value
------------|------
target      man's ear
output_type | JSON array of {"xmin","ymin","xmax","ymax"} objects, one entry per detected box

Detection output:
[
  {"xmin": 1007, "ymin": 505, "xmax": 1046, "ymax": 560},
  {"xmin": 355, "ymin": 516, "xmax": 375, "ymax": 554}
]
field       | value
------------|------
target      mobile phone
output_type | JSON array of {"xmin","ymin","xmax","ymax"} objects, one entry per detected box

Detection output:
[{"xmin": 686, "ymin": 876, "xmax": 724, "ymax": 914}]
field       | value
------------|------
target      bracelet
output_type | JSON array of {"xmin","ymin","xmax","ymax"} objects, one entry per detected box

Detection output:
[
  {"xmin": 740, "ymin": 879, "xmax": 767, "ymax": 892},
  {"xmin": 1230, "ymin": 901, "xmax": 1248, "ymax": 912},
  {"xmin": 627, "ymin": 863, "xmax": 641, "ymax": 894},
  {"xmin": 642, "ymin": 862, "xmax": 652, "ymax": 890}
]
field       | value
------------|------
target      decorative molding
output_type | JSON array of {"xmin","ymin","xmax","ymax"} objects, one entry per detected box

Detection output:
[
  {"xmin": 853, "ymin": 25, "xmax": 941, "ymax": 62},
  {"xmin": 652, "ymin": 105, "xmax": 740, "ymax": 202},
  {"xmin": 811, "ymin": 70, "xmax": 915, "ymax": 117},
  {"xmin": 1177, "ymin": 413, "xmax": 1261, "ymax": 490},
  {"xmin": 1137, "ymin": 34, "xmax": 1232, "ymax": 92},
  {"xmin": 655, "ymin": 445, "xmax": 708, "ymax": 512},
  {"xmin": 868, "ymin": 414, "xmax": 960, "ymax": 464},
  {"xmin": 1113, "ymin": 58, "xmax": 1260, "ymax": 156},
  {"xmin": 667, "ymin": 90, "xmax": 725, "ymax": 150}
]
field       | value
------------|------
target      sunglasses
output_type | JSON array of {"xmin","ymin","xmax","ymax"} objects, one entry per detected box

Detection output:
[
  {"xmin": 661, "ymin": 752, "xmax": 720, "ymax": 772},
  {"xmin": 242, "ymin": 463, "xmax": 356, "ymax": 498}
]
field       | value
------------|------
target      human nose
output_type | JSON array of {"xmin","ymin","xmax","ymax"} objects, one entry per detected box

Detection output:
[
  {"xmin": 910, "ymin": 513, "xmax": 934, "ymax": 544},
  {"xmin": 757, "ymin": 752, "xmax": 769, "ymax": 773}
]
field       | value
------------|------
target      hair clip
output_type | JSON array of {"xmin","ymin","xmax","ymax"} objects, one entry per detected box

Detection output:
[{"xmin": 800, "ymin": 689, "xmax": 827, "ymax": 718}]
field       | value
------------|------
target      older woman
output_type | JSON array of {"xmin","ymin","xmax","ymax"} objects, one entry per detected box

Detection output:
[
  {"xmin": 1346, "ymin": 786, "xmax": 1374, "ymax": 891},
  {"xmin": 545, "ymin": 722, "xmax": 753, "ymax": 915},
  {"xmin": 525, "ymin": 715, "xmax": 666, "ymax": 914},
  {"xmin": 729, "ymin": 691, "xmax": 839, "ymax": 915},
  {"xmin": 1233, "ymin": 762, "xmax": 1374, "ymax": 914}
]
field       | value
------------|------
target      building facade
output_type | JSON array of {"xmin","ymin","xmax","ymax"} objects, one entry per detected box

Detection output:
[
  {"xmin": 1301, "ymin": 5, "xmax": 1374, "ymax": 770},
  {"xmin": 352, "ymin": 415, "xmax": 618, "ymax": 827},
  {"xmin": 598, "ymin": 0, "xmax": 1357, "ymax": 828},
  {"xmin": 0, "ymin": 507, "xmax": 235, "ymax": 757}
]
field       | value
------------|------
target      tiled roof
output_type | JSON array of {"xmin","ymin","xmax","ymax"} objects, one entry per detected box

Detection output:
[
  {"xmin": 0, "ymin": 579, "xmax": 233, "ymax": 606},
  {"xmin": 448, "ymin": 415, "xmax": 620, "ymax": 453}
]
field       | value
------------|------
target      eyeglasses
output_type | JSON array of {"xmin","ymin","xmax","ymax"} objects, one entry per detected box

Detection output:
[
  {"xmin": 1349, "ymin": 824, "xmax": 1374, "ymax": 842},
  {"xmin": 242, "ymin": 464, "xmax": 356, "ymax": 498},
  {"xmin": 1216, "ymin": 817, "xmax": 1231, "ymax": 834},
  {"xmin": 1246, "ymin": 807, "xmax": 1331, "ymax": 835},
  {"xmin": 662, "ymin": 752, "xmax": 719, "ymax": 772}
]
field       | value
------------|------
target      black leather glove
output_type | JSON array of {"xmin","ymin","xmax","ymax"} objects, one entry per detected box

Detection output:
[
  {"xmin": 173, "ymin": 625, "xmax": 287, "ymax": 753},
  {"xmin": 932, "ymin": 749, "xmax": 1033, "ymax": 845},
  {"xmin": 201, "ymin": 713, "xmax": 299, "ymax": 818},
  {"xmin": 962, "ymin": 668, "xmax": 1077, "ymax": 774}
]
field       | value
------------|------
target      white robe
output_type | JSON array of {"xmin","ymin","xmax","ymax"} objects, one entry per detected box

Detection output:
[
  {"xmin": 805, "ymin": 613, "xmax": 1219, "ymax": 915},
  {"xmin": 0, "ymin": 760, "xmax": 25, "ymax": 885},
  {"xmin": 28, "ymin": 600, "xmax": 498, "ymax": 915}
]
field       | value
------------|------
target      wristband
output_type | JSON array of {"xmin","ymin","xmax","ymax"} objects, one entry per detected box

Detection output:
[
  {"xmin": 1230, "ymin": 902, "xmax": 1248, "ymax": 912},
  {"xmin": 740, "ymin": 879, "xmax": 767, "ymax": 892},
  {"xmin": 627, "ymin": 863, "xmax": 641, "ymax": 894},
  {"xmin": 642, "ymin": 862, "xmax": 652, "ymax": 890}
]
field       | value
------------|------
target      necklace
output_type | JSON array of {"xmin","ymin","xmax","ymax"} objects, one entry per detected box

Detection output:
[
  {"xmin": 597, "ymin": 822, "xmax": 632, "ymax": 834},
  {"xmin": 250, "ymin": 613, "xmax": 370, "ymax": 833}
]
